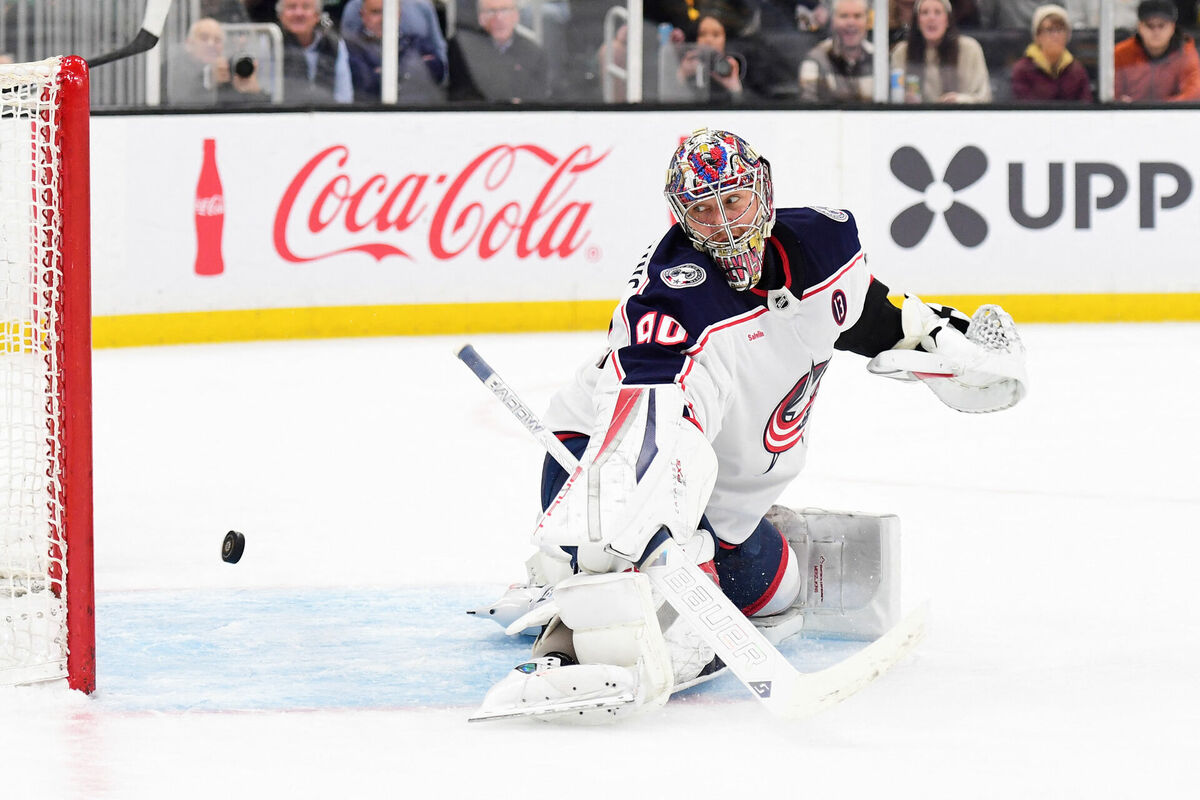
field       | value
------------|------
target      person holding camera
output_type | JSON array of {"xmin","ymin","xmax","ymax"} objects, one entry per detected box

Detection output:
[
  {"xmin": 668, "ymin": 11, "xmax": 747, "ymax": 103},
  {"xmin": 165, "ymin": 17, "xmax": 270, "ymax": 106}
]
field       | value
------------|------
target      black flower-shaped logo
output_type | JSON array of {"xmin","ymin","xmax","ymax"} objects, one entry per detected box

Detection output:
[{"xmin": 890, "ymin": 145, "xmax": 988, "ymax": 249}]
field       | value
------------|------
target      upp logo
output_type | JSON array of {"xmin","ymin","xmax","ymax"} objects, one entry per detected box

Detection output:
[{"xmin": 890, "ymin": 145, "xmax": 988, "ymax": 249}]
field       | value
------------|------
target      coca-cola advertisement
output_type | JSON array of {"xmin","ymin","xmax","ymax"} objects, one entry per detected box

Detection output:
[
  {"xmin": 273, "ymin": 143, "xmax": 607, "ymax": 266},
  {"xmin": 86, "ymin": 110, "xmax": 1200, "ymax": 341}
]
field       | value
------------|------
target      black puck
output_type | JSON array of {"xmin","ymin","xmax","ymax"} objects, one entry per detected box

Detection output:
[{"xmin": 222, "ymin": 530, "xmax": 245, "ymax": 564}]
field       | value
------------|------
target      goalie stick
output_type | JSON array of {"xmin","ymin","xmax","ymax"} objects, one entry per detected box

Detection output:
[
  {"xmin": 86, "ymin": 0, "xmax": 173, "ymax": 67},
  {"xmin": 455, "ymin": 344, "xmax": 928, "ymax": 720}
]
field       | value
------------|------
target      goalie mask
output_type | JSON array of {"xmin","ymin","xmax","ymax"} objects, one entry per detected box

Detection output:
[{"xmin": 664, "ymin": 129, "xmax": 776, "ymax": 291}]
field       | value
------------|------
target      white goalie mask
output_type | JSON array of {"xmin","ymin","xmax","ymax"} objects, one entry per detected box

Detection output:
[{"xmin": 664, "ymin": 129, "xmax": 776, "ymax": 291}]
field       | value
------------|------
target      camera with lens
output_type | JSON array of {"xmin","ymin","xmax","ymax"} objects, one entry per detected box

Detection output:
[
  {"xmin": 696, "ymin": 46, "xmax": 732, "ymax": 79},
  {"xmin": 228, "ymin": 55, "xmax": 255, "ymax": 79}
]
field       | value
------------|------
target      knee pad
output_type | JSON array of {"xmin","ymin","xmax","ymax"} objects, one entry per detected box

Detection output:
[{"xmin": 713, "ymin": 517, "xmax": 803, "ymax": 616}]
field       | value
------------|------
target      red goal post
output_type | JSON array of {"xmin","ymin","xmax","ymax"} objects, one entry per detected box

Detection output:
[{"xmin": 0, "ymin": 55, "xmax": 94, "ymax": 693}]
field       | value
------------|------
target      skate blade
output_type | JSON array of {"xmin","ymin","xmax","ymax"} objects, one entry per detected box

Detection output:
[{"xmin": 468, "ymin": 692, "xmax": 637, "ymax": 723}]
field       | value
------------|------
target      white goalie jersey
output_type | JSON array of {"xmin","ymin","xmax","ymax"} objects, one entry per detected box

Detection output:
[{"xmin": 543, "ymin": 207, "xmax": 875, "ymax": 546}]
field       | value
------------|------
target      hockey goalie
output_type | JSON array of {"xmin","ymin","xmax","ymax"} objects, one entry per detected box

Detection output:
[{"xmin": 469, "ymin": 128, "xmax": 1027, "ymax": 723}]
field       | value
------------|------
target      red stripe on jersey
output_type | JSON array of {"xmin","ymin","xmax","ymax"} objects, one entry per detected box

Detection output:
[
  {"xmin": 595, "ymin": 387, "xmax": 643, "ymax": 459},
  {"xmin": 684, "ymin": 306, "xmax": 770, "ymax": 357},
  {"xmin": 677, "ymin": 355, "xmax": 696, "ymax": 396},
  {"xmin": 801, "ymin": 250, "xmax": 864, "ymax": 300},
  {"xmin": 741, "ymin": 526, "xmax": 791, "ymax": 616},
  {"xmin": 609, "ymin": 349, "xmax": 625, "ymax": 381}
]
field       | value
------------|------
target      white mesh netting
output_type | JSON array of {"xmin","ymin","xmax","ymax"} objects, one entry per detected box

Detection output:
[{"xmin": 0, "ymin": 58, "xmax": 69, "ymax": 686}]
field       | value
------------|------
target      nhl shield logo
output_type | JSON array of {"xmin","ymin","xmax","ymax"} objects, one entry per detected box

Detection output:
[{"xmin": 662, "ymin": 264, "xmax": 707, "ymax": 289}]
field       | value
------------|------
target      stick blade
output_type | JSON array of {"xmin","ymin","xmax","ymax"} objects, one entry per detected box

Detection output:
[{"xmin": 774, "ymin": 601, "xmax": 929, "ymax": 719}]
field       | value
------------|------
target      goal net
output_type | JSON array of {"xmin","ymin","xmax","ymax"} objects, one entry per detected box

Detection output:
[{"xmin": 0, "ymin": 57, "xmax": 94, "ymax": 692}]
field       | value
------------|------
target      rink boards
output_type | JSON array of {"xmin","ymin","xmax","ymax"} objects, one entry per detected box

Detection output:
[{"xmin": 89, "ymin": 108, "xmax": 1200, "ymax": 346}]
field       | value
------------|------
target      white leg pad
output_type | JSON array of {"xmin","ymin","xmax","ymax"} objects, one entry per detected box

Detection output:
[
  {"xmin": 473, "ymin": 572, "xmax": 674, "ymax": 723},
  {"xmin": 754, "ymin": 506, "xmax": 901, "ymax": 641},
  {"xmin": 556, "ymin": 572, "xmax": 672, "ymax": 704}
]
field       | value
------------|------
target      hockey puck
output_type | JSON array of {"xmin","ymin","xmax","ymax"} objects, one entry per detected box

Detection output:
[{"xmin": 221, "ymin": 530, "xmax": 245, "ymax": 564}]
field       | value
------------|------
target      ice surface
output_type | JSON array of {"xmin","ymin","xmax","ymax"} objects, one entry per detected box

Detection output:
[{"xmin": 2, "ymin": 324, "xmax": 1197, "ymax": 798}]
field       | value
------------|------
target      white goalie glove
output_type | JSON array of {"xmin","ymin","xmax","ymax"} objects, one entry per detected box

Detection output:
[{"xmin": 866, "ymin": 295, "xmax": 1028, "ymax": 413}]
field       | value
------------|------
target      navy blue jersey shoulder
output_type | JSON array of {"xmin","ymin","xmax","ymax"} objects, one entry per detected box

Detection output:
[
  {"xmin": 612, "ymin": 226, "xmax": 757, "ymax": 385},
  {"xmin": 772, "ymin": 207, "xmax": 862, "ymax": 291},
  {"xmin": 629, "ymin": 226, "xmax": 759, "ymax": 339}
]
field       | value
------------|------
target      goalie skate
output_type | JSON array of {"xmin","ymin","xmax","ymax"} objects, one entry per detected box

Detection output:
[{"xmin": 469, "ymin": 656, "xmax": 639, "ymax": 723}]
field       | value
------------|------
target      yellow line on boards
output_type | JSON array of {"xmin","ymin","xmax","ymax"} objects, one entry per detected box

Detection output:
[
  {"xmin": 91, "ymin": 293, "xmax": 1200, "ymax": 349},
  {"xmin": 909, "ymin": 293, "xmax": 1200, "ymax": 323},
  {"xmin": 91, "ymin": 301, "xmax": 619, "ymax": 348}
]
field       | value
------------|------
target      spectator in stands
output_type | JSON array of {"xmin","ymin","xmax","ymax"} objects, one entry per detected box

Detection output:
[
  {"xmin": 665, "ymin": 10, "xmax": 749, "ymax": 103},
  {"xmin": 448, "ymin": 0, "xmax": 552, "ymax": 102},
  {"xmin": 1011, "ymin": 4, "xmax": 1093, "ymax": 100},
  {"xmin": 891, "ymin": 0, "xmax": 992, "ymax": 102},
  {"xmin": 798, "ymin": 0, "xmax": 874, "ymax": 102},
  {"xmin": 1114, "ymin": 0, "xmax": 1200, "ymax": 100},
  {"xmin": 340, "ymin": 0, "xmax": 448, "ymax": 84},
  {"xmin": 344, "ymin": 0, "xmax": 444, "ymax": 102},
  {"xmin": 166, "ymin": 17, "xmax": 271, "ymax": 105},
  {"xmin": 277, "ymin": 0, "xmax": 354, "ymax": 102}
]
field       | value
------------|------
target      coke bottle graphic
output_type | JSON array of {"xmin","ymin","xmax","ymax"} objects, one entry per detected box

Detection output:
[{"xmin": 194, "ymin": 138, "xmax": 225, "ymax": 276}]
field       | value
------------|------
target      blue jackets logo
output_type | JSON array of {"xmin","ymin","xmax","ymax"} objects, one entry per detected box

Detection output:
[
  {"xmin": 890, "ymin": 145, "xmax": 988, "ymax": 249},
  {"xmin": 762, "ymin": 358, "xmax": 830, "ymax": 472},
  {"xmin": 662, "ymin": 264, "xmax": 707, "ymax": 288}
]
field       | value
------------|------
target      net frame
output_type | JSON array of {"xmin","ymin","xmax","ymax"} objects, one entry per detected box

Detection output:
[{"xmin": 0, "ymin": 56, "xmax": 94, "ymax": 693}]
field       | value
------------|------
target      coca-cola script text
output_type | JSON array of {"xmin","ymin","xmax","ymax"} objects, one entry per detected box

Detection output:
[{"xmin": 273, "ymin": 143, "xmax": 609, "ymax": 263}]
